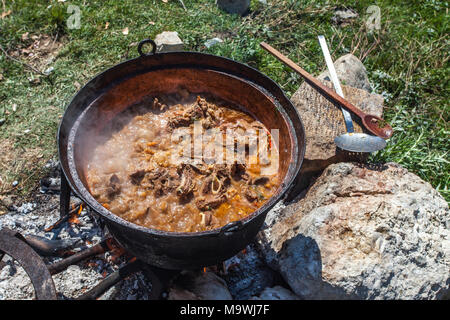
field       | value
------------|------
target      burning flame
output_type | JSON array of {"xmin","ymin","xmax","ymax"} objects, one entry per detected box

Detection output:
[{"xmin": 68, "ymin": 204, "xmax": 83, "ymax": 224}]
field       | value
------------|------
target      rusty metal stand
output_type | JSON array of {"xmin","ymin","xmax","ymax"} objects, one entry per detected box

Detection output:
[
  {"xmin": 0, "ymin": 228, "xmax": 57, "ymax": 300},
  {"xmin": 60, "ymin": 170, "xmax": 71, "ymax": 218}
]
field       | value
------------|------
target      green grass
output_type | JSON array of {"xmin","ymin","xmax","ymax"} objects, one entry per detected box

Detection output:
[{"xmin": 0, "ymin": 0, "xmax": 448, "ymax": 201}]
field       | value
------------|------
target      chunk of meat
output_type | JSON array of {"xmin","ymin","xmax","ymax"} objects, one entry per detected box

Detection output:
[
  {"xmin": 147, "ymin": 168, "xmax": 164, "ymax": 181},
  {"xmin": 201, "ymin": 211, "xmax": 220, "ymax": 229},
  {"xmin": 168, "ymin": 103, "xmax": 203, "ymax": 129},
  {"xmin": 176, "ymin": 165, "xmax": 196, "ymax": 198},
  {"xmin": 196, "ymin": 194, "xmax": 227, "ymax": 211},
  {"xmin": 168, "ymin": 96, "xmax": 220, "ymax": 129},
  {"xmin": 106, "ymin": 174, "xmax": 121, "ymax": 198},
  {"xmin": 168, "ymin": 113, "xmax": 192, "ymax": 128},
  {"xmin": 200, "ymin": 164, "xmax": 232, "ymax": 196},
  {"xmin": 230, "ymin": 163, "xmax": 248, "ymax": 181},
  {"xmin": 187, "ymin": 163, "xmax": 211, "ymax": 175},
  {"xmin": 200, "ymin": 176, "xmax": 213, "ymax": 194},
  {"xmin": 244, "ymin": 186, "xmax": 259, "ymax": 202},
  {"xmin": 129, "ymin": 170, "xmax": 146, "ymax": 185},
  {"xmin": 154, "ymin": 168, "xmax": 180, "ymax": 197},
  {"xmin": 249, "ymin": 176, "xmax": 270, "ymax": 185},
  {"xmin": 212, "ymin": 164, "xmax": 232, "ymax": 185}
]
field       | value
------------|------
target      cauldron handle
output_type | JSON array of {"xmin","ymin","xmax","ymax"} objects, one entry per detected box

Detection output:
[
  {"xmin": 219, "ymin": 220, "xmax": 243, "ymax": 237},
  {"xmin": 138, "ymin": 39, "xmax": 157, "ymax": 57}
]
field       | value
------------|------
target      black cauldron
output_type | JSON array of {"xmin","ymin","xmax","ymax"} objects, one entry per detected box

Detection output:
[{"xmin": 58, "ymin": 39, "xmax": 305, "ymax": 270}]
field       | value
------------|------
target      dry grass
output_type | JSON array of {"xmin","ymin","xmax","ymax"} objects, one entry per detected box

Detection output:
[{"xmin": 0, "ymin": 139, "xmax": 46, "ymax": 195}]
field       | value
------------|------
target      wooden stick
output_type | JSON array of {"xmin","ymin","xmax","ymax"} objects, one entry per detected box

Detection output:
[{"xmin": 260, "ymin": 42, "xmax": 366, "ymax": 118}]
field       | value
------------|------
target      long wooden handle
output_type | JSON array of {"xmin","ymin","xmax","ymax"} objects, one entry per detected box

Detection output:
[{"xmin": 260, "ymin": 42, "xmax": 365, "ymax": 118}]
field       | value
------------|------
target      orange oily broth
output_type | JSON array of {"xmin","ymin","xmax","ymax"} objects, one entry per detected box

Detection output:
[{"xmin": 85, "ymin": 95, "xmax": 280, "ymax": 232}]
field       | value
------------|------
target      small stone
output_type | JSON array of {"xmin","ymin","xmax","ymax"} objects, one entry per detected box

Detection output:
[
  {"xmin": 14, "ymin": 202, "xmax": 36, "ymax": 214},
  {"xmin": 44, "ymin": 159, "xmax": 60, "ymax": 171},
  {"xmin": 40, "ymin": 177, "xmax": 61, "ymax": 193},
  {"xmin": 168, "ymin": 271, "xmax": 232, "ymax": 300},
  {"xmin": 154, "ymin": 31, "xmax": 184, "ymax": 53},
  {"xmin": 332, "ymin": 8, "xmax": 359, "ymax": 25},
  {"xmin": 11, "ymin": 181, "xmax": 18, "ymax": 187},
  {"xmin": 0, "ymin": 118, "xmax": 5, "ymax": 126},
  {"xmin": 44, "ymin": 66, "xmax": 54, "ymax": 75},
  {"xmin": 217, "ymin": 0, "xmax": 250, "ymax": 16},
  {"xmin": 204, "ymin": 37, "xmax": 223, "ymax": 48}
]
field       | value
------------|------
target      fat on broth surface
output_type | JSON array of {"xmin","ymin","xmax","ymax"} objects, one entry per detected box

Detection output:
[{"xmin": 84, "ymin": 92, "xmax": 280, "ymax": 232}]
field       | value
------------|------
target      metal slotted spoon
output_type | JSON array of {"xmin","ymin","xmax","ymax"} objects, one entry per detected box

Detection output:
[{"xmin": 318, "ymin": 35, "xmax": 386, "ymax": 153}]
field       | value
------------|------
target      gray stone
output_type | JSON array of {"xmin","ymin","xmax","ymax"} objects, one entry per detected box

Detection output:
[
  {"xmin": 216, "ymin": 0, "xmax": 250, "ymax": 16},
  {"xmin": 204, "ymin": 37, "xmax": 223, "ymax": 49},
  {"xmin": 223, "ymin": 243, "xmax": 280, "ymax": 299},
  {"xmin": 154, "ymin": 31, "xmax": 184, "ymax": 53},
  {"xmin": 257, "ymin": 162, "xmax": 450, "ymax": 299},
  {"xmin": 318, "ymin": 54, "xmax": 372, "ymax": 92},
  {"xmin": 251, "ymin": 286, "xmax": 301, "ymax": 300},
  {"xmin": 168, "ymin": 271, "xmax": 233, "ymax": 300}
]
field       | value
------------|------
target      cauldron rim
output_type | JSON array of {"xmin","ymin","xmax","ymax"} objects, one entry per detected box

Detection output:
[{"xmin": 58, "ymin": 50, "xmax": 306, "ymax": 240}]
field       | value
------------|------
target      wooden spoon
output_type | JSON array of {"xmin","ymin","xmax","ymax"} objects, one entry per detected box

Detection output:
[{"xmin": 260, "ymin": 42, "xmax": 393, "ymax": 139}]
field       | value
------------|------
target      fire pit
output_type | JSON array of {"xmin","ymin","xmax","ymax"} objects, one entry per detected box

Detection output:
[
  {"xmin": 0, "ymin": 203, "xmax": 178, "ymax": 300},
  {"xmin": 58, "ymin": 39, "xmax": 306, "ymax": 269},
  {"xmin": 0, "ymin": 198, "xmax": 285, "ymax": 300}
]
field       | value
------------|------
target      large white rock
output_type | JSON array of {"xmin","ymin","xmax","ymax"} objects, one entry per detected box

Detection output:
[
  {"xmin": 257, "ymin": 162, "xmax": 450, "ymax": 299},
  {"xmin": 154, "ymin": 31, "xmax": 184, "ymax": 53},
  {"xmin": 318, "ymin": 54, "xmax": 372, "ymax": 92}
]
